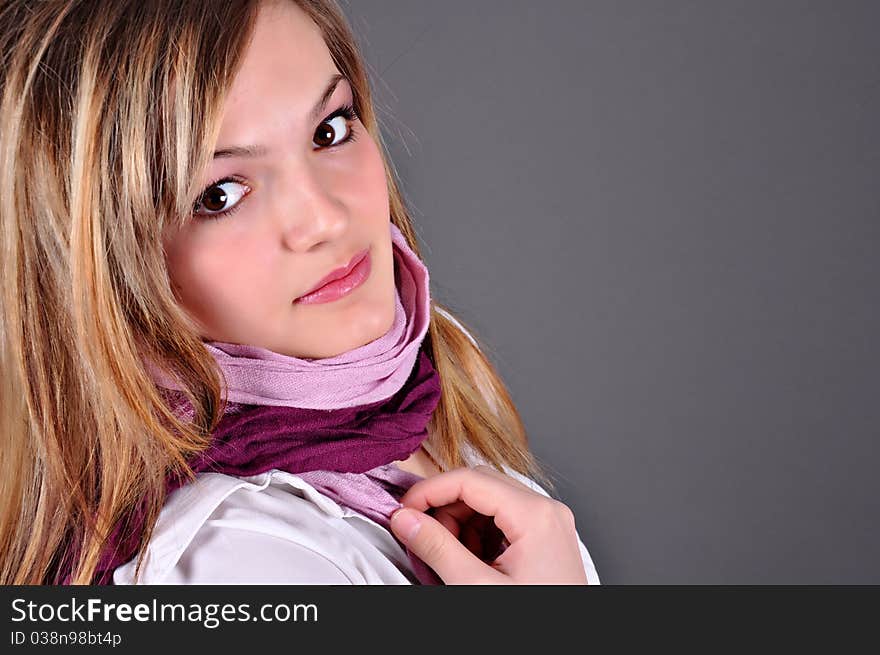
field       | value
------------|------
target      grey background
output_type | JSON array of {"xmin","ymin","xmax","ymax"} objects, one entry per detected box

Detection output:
[{"xmin": 339, "ymin": 1, "xmax": 880, "ymax": 583}]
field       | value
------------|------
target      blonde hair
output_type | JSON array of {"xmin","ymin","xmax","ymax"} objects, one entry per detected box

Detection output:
[{"xmin": 0, "ymin": 0, "xmax": 553, "ymax": 585}]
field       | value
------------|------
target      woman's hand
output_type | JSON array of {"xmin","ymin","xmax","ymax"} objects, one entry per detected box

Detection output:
[{"xmin": 389, "ymin": 465, "xmax": 589, "ymax": 584}]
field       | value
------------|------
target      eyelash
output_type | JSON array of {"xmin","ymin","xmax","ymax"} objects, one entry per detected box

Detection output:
[{"xmin": 192, "ymin": 102, "xmax": 360, "ymax": 221}]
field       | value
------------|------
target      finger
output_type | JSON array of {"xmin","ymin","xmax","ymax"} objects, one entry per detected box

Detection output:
[
  {"xmin": 431, "ymin": 500, "xmax": 481, "ymax": 540},
  {"xmin": 389, "ymin": 507, "xmax": 503, "ymax": 585},
  {"xmin": 432, "ymin": 507, "xmax": 461, "ymax": 539},
  {"xmin": 400, "ymin": 466, "xmax": 540, "ymax": 509},
  {"xmin": 465, "ymin": 464, "xmax": 540, "ymax": 496},
  {"xmin": 397, "ymin": 467, "xmax": 544, "ymax": 543},
  {"xmin": 431, "ymin": 506, "xmax": 498, "ymax": 559},
  {"xmin": 431, "ymin": 500, "xmax": 478, "ymax": 529},
  {"xmin": 468, "ymin": 464, "xmax": 527, "ymax": 488}
]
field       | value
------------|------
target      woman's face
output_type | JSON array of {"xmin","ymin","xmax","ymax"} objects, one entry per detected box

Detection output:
[{"xmin": 162, "ymin": 0, "xmax": 395, "ymax": 359}]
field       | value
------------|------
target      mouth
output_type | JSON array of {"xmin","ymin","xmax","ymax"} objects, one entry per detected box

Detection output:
[{"xmin": 293, "ymin": 248, "xmax": 371, "ymax": 305}]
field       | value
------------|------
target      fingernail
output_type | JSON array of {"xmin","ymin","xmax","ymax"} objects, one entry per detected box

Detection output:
[{"xmin": 390, "ymin": 507, "xmax": 422, "ymax": 541}]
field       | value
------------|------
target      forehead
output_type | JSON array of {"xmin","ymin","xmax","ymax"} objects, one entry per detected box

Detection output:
[{"xmin": 218, "ymin": 1, "xmax": 339, "ymax": 141}]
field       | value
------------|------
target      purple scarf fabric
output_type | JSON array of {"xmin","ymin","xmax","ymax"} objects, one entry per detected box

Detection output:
[{"xmin": 64, "ymin": 222, "xmax": 445, "ymax": 585}]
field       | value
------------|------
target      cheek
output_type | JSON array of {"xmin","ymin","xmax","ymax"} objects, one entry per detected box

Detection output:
[
  {"xmin": 166, "ymin": 233, "xmax": 280, "ymax": 324},
  {"xmin": 345, "ymin": 132, "xmax": 389, "ymax": 215}
]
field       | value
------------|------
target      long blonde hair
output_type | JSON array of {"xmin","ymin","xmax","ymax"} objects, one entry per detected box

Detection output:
[{"xmin": 0, "ymin": 0, "xmax": 553, "ymax": 585}]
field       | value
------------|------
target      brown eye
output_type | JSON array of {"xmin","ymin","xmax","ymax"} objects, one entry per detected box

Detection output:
[
  {"xmin": 313, "ymin": 115, "xmax": 350, "ymax": 148},
  {"xmin": 193, "ymin": 179, "xmax": 250, "ymax": 218},
  {"xmin": 201, "ymin": 186, "xmax": 228, "ymax": 212}
]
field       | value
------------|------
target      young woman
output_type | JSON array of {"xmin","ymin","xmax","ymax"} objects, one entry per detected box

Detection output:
[{"xmin": 0, "ymin": 0, "xmax": 600, "ymax": 585}]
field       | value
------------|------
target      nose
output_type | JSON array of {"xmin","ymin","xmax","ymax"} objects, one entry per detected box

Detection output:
[{"xmin": 278, "ymin": 164, "xmax": 349, "ymax": 253}]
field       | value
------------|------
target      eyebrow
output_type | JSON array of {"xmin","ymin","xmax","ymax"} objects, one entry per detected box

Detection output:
[{"xmin": 212, "ymin": 73, "xmax": 347, "ymax": 160}]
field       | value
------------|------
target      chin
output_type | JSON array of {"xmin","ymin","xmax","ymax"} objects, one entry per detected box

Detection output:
[{"xmin": 357, "ymin": 296, "xmax": 396, "ymax": 343}]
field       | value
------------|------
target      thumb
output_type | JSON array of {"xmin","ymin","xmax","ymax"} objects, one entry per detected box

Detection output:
[{"xmin": 390, "ymin": 507, "xmax": 499, "ymax": 585}]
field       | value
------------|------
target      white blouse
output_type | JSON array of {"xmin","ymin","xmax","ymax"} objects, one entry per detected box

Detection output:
[{"xmin": 113, "ymin": 446, "xmax": 601, "ymax": 585}]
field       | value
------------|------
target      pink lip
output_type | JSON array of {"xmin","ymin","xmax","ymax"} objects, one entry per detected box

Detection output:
[{"xmin": 294, "ymin": 248, "xmax": 371, "ymax": 305}]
